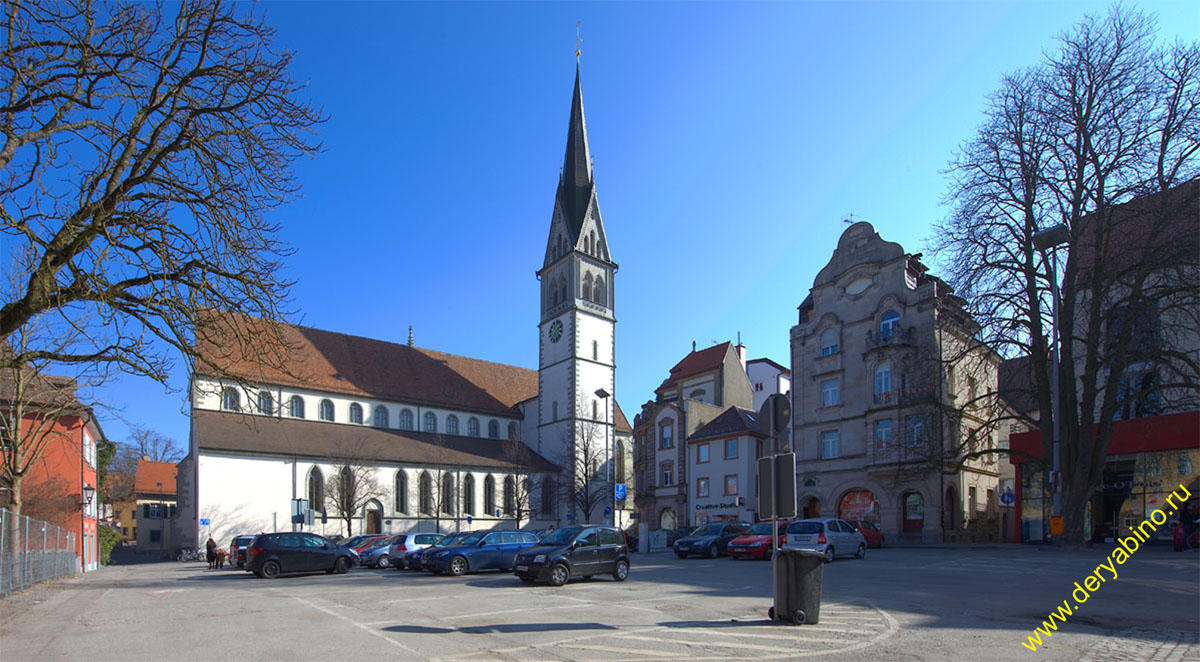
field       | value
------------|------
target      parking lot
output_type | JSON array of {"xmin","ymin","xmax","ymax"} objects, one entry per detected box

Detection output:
[{"xmin": 1, "ymin": 546, "xmax": 1195, "ymax": 661}]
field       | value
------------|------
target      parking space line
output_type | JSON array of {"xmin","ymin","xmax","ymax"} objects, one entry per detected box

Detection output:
[{"xmin": 279, "ymin": 591, "xmax": 422, "ymax": 657}]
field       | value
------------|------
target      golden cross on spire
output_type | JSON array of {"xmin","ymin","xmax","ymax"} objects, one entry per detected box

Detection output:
[{"xmin": 575, "ymin": 21, "xmax": 582, "ymax": 61}]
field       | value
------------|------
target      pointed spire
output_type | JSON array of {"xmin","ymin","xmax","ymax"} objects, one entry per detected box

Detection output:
[{"xmin": 558, "ymin": 64, "xmax": 594, "ymax": 237}]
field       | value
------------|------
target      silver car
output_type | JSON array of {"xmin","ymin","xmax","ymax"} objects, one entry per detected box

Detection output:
[
  {"xmin": 782, "ymin": 518, "xmax": 867, "ymax": 562},
  {"xmin": 388, "ymin": 533, "xmax": 444, "ymax": 570}
]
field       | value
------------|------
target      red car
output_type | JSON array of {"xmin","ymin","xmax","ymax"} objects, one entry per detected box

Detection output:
[
  {"xmin": 727, "ymin": 521, "xmax": 789, "ymax": 559},
  {"xmin": 852, "ymin": 520, "xmax": 885, "ymax": 548}
]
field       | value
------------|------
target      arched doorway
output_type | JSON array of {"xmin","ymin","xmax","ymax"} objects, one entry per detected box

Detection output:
[
  {"xmin": 902, "ymin": 492, "xmax": 924, "ymax": 533},
  {"xmin": 944, "ymin": 486, "xmax": 957, "ymax": 530},
  {"xmin": 838, "ymin": 489, "xmax": 879, "ymax": 523},
  {"xmin": 660, "ymin": 507, "xmax": 677, "ymax": 531},
  {"xmin": 365, "ymin": 500, "xmax": 383, "ymax": 534},
  {"xmin": 801, "ymin": 496, "xmax": 821, "ymax": 519}
]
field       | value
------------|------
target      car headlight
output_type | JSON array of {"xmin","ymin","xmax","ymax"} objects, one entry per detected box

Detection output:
[
  {"xmin": 533, "ymin": 554, "xmax": 546, "ymax": 564},
  {"xmin": 748, "ymin": 542, "xmax": 763, "ymax": 547}
]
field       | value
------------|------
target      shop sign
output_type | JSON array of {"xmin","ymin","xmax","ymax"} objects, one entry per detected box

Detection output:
[
  {"xmin": 696, "ymin": 501, "xmax": 739, "ymax": 510},
  {"xmin": 1097, "ymin": 480, "xmax": 1163, "ymax": 490}
]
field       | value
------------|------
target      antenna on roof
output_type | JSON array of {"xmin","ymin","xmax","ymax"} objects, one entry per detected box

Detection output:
[
  {"xmin": 575, "ymin": 21, "xmax": 582, "ymax": 62},
  {"xmin": 408, "ymin": 325, "xmax": 414, "ymax": 347},
  {"xmin": 843, "ymin": 213, "xmax": 855, "ymax": 225}
]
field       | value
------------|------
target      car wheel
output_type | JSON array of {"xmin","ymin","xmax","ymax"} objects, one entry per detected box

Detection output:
[
  {"xmin": 548, "ymin": 563, "xmax": 570, "ymax": 587},
  {"xmin": 675, "ymin": 552, "xmax": 688, "ymax": 559},
  {"xmin": 519, "ymin": 575, "xmax": 536, "ymax": 584},
  {"xmin": 260, "ymin": 560, "xmax": 281, "ymax": 579},
  {"xmin": 612, "ymin": 559, "xmax": 629, "ymax": 582},
  {"xmin": 376, "ymin": 555, "xmax": 390, "ymax": 569},
  {"xmin": 824, "ymin": 546, "xmax": 835, "ymax": 563},
  {"xmin": 334, "ymin": 556, "xmax": 351, "ymax": 574},
  {"xmin": 855, "ymin": 543, "xmax": 866, "ymax": 560},
  {"xmin": 768, "ymin": 606, "xmax": 776, "ymax": 621},
  {"xmin": 707, "ymin": 544, "xmax": 718, "ymax": 559},
  {"xmin": 448, "ymin": 556, "xmax": 468, "ymax": 576}
]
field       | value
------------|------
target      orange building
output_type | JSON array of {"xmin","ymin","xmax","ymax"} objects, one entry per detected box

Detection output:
[{"xmin": 134, "ymin": 460, "xmax": 178, "ymax": 552}]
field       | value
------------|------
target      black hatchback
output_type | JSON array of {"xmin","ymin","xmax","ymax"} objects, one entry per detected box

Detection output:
[
  {"xmin": 245, "ymin": 532, "xmax": 356, "ymax": 579},
  {"xmin": 513, "ymin": 526, "xmax": 630, "ymax": 586}
]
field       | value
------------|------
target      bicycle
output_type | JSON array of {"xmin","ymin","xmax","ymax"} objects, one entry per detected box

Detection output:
[{"xmin": 176, "ymin": 548, "xmax": 205, "ymax": 562}]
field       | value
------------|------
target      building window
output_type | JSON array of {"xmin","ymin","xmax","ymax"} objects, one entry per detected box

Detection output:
[
  {"xmin": 400, "ymin": 409, "xmax": 414, "ymax": 430},
  {"xmin": 503, "ymin": 476, "xmax": 515, "ymax": 515},
  {"xmin": 821, "ymin": 430, "xmax": 840, "ymax": 459},
  {"xmin": 150, "ymin": 529, "xmax": 161, "ymax": 543},
  {"xmin": 288, "ymin": 395, "xmax": 305, "ymax": 419},
  {"xmin": 660, "ymin": 422, "xmax": 674, "ymax": 449},
  {"xmin": 462, "ymin": 474, "xmax": 475, "ymax": 515},
  {"xmin": 441, "ymin": 474, "xmax": 455, "ymax": 515},
  {"xmin": 540, "ymin": 477, "xmax": 555, "ymax": 516},
  {"xmin": 947, "ymin": 365, "xmax": 956, "ymax": 397},
  {"xmin": 419, "ymin": 472, "xmax": 433, "ymax": 515},
  {"xmin": 724, "ymin": 474, "xmax": 738, "ymax": 496},
  {"xmin": 969, "ymin": 486, "xmax": 978, "ymax": 513},
  {"xmin": 582, "ymin": 273, "xmax": 593, "ymax": 302},
  {"xmin": 905, "ymin": 415, "xmax": 926, "ymax": 449},
  {"xmin": 446, "ymin": 415, "xmax": 459, "ymax": 435},
  {"xmin": 423, "ymin": 412, "xmax": 437, "ymax": 433},
  {"xmin": 221, "ymin": 387, "xmax": 240, "ymax": 411},
  {"xmin": 724, "ymin": 439, "xmax": 737, "ymax": 459},
  {"xmin": 308, "ymin": 467, "xmax": 324, "ymax": 508},
  {"xmin": 394, "ymin": 471, "xmax": 407, "ymax": 514},
  {"xmin": 349, "ymin": 403, "xmax": 363, "ymax": 424},
  {"xmin": 874, "ymin": 419, "xmax": 893, "ymax": 449},
  {"xmin": 820, "ymin": 328, "xmax": 839, "ymax": 356},
  {"xmin": 697, "ymin": 443, "xmax": 710, "ymax": 464},
  {"xmin": 319, "ymin": 399, "xmax": 334, "ymax": 422},
  {"xmin": 661, "ymin": 463, "xmax": 674, "ymax": 487},
  {"xmin": 373, "ymin": 406, "xmax": 389, "ymax": 428},
  {"xmin": 256, "ymin": 391, "xmax": 274, "ymax": 415},
  {"xmin": 484, "ymin": 475, "xmax": 496, "ymax": 515},
  {"xmin": 488, "ymin": 419, "xmax": 499, "ymax": 439},
  {"xmin": 594, "ymin": 277, "xmax": 606, "ymax": 307},
  {"xmin": 880, "ymin": 310, "xmax": 900, "ymax": 340},
  {"xmin": 697, "ymin": 477, "xmax": 710, "ymax": 498},
  {"xmin": 821, "ymin": 379, "xmax": 839, "ymax": 407},
  {"xmin": 468, "ymin": 417, "xmax": 481, "ymax": 437},
  {"xmin": 593, "ymin": 340, "xmax": 598, "ymax": 361},
  {"xmin": 874, "ymin": 362, "xmax": 892, "ymax": 403},
  {"xmin": 508, "ymin": 421, "xmax": 519, "ymax": 440}
]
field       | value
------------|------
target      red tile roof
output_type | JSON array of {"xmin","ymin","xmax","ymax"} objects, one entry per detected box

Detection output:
[
  {"xmin": 655, "ymin": 342, "xmax": 732, "ymax": 395},
  {"xmin": 134, "ymin": 460, "xmax": 177, "ymax": 496}
]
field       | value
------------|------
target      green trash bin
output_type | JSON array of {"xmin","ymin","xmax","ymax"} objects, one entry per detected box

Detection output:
[{"xmin": 769, "ymin": 548, "xmax": 824, "ymax": 625}]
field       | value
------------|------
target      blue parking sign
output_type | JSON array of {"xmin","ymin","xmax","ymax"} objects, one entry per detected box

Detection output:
[
  {"xmin": 614, "ymin": 484, "xmax": 627, "ymax": 500},
  {"xmin": 199, "ymin": 518, "xmax": 210, "ymax": 526}
]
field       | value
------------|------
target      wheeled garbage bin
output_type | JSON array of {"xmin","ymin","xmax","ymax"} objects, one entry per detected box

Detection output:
[{"xmin": 769, "ymin": 548, "xmax": 824, "ymax": 625}]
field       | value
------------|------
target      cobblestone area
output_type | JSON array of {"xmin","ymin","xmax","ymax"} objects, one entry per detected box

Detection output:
[{"xmin": 1080, "ymin": 628, "xmax": 1199, "ymax": 662}]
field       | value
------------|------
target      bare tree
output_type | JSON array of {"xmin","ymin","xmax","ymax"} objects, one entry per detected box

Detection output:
[
  {"xmin": 933, "ymin": 5, "xmax": 1199, "ymax": 546},
  {"xmin": 125, "ymin": 427, "xmax": 184, "ymax": 464},
  {"xmin": 324, "ymin": 461, "xmax": 385, "ymax": 538},
  {"xmin": 0, "ymin": 0, "xmax": 323, "ymax": 394},
  {"xmin": 564, "ymin": 419, "xmax": 609, "ymax": 524},
  {"xmin": 500, "ymin": 437, "xmax": 536, "ymax": 529}
]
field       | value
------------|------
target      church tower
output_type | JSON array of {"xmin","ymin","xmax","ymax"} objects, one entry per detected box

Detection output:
[{"xmin": 537, "ymin": 65, "xmax": 616, "ymax": 524}]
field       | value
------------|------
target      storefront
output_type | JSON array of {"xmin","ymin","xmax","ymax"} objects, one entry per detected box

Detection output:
[{"xmin": 1009, "ymin": 411, "xmax": 1199, "ymax": 544}]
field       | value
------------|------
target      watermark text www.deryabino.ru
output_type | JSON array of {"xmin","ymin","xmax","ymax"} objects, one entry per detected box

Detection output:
[{"xmin": 1020, "ymin": 482, "xmax": 1192, "ymax": 652}]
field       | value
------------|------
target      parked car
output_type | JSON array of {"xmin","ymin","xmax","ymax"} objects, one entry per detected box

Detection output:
[
  {"xmin": 409, "ymin": 532, "xmax": 470, "ymax": 571},
  {"xmin": 245, "ymin": 532, "xmax": 356, "ymax": 578},
  {"xmin": 622, "ymin": 527, "xmax": 639, "ymax": 552},
  {"xmin": 339, "ymin": 534, "xmax": 390, "ymax": 553},
  {"xmin": 388, "ymin": 533, "xmax": 444, "ymax": 570},
  {"xmin": 423, "ymin": 530, "xmax": 541, "ymax": 576},
  {"xmin": 514, "ymin": 526, "xmax": 630, "ymax": 586},
  {"xmin": 726, "ymin": 521, "xmax": 789, "ymax": 560},
  {"xmin": 665, "ymin": 526, "xmax": 696, "ymax": 547},
  {"xmin": 358, "ymin": 535, "xmax": 402, "ymax": 568},
  {"xmin": 673, "ymin": 522, "xmax": 748, "ymax": 558},
  {"xmin": 228, "ymin": 535, "xmax": 255, "ymax": 569},
  {"xmin": 783, "ymin": 518, "xmax": 868, "ymax": 562},
  {"xmin": 852, "ymin": 520, "xmax": 885, "ymax": 548}
]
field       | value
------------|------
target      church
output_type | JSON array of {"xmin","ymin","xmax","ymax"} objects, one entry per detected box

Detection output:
[{"xmin": 177, "ymin": 66, "xmax": 633, "ymax": 548}]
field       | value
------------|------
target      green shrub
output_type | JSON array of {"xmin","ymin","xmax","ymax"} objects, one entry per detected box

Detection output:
[{"xmin": 99, "ymin": 525, "xmax": 121, "ymax": 565}]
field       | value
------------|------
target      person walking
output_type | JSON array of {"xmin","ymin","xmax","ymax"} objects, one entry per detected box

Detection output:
[{"xmin": 205, "ymin": 537, "xmax": 217, "ymax": 569}]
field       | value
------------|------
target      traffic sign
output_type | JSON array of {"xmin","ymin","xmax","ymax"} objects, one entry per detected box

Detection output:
[
  {"xmin": 1000, "ymin": 491, "xmax": 1015, "ymax": 505},
  {"xmin": 604, "ymin": 506, "xmax": 612, "ymax": 515},
  {"xmin": 199, "ymin": 518, "xmax": 210, "ymax": 526},
  {"xmin": 758, "ymin": 394, "xmax": 792, "ymax": 452},
  {"xmin": 615, "ymin": 484, "xmax": 627, "ymax": 501}
]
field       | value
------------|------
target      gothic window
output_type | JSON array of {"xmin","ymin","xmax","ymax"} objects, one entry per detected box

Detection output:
[
  {"xmin": 593, "ymin": 277, "xmax": 606, "ymax": 306},
  {"xmin": 540, "ymin": 477, "xmax": 555, "ymax": 516},
  {"xmin": 560, "ymin": 278, "xmax": 567, "ymax": 304},
  {"xmin": 590, "ymin": 231, "xmax": 596, "ymax": 256},
  {"xmin": 484, "ymin": 475, "xmax": 496, "ymax": 515},
  {"xmin": 468, "ymin": 417, "xmax": 480, "ymax": 437},
  {"xmin": 503, "ymin": 476, "xmax": 515, "ymax": 515},
  {"xmin": 488, "ymin": 419, "xmax": 499, "ymax": 439},
  {"xmin": 349, "ymin": 403, "xmax": 363, "ymax": 424},
  {"xmin": 880, "ymin": 311, "xmax": 900, "ymax": 340},
  {"xmin": 446, "ymin": 415, "xmax": 459, "ymax": 435},
  {"xmin": 221, "ymin": 387, "xmax": 240, "ymax": 411},
  {"xmin": 462, "ymin": 474, "xmax": 475, "ymax": 515},
  {"xmin": 339, "ymin": 466, "xmax": 353, "ymax": 501},
  {"xmin": 419, "ymin": 471, "xmax": 433, "ymax": 515},
  {"xmin": 256, "ymin": 391, "xmax": 274, "ymax": 415},
  {"xmin": 551, "ymin": 277, "xmax": 560, "ymax": 307},
  {"xmin": 400, "ymin": 409, "xmax": 414, "ymax": 430},
  {"xmin": 319, "ymin": 399, "xmax": 334, "ymax": 422},
  {"xmin": 582, "ymin": 273, "xmax": 592, "ymax": 302},
  {"xmin": 820, "ymin": 328, "xmax": 839, "ymax": 356},
  {"xmin": 423, "ymin": 412, "xmax": 437, "ymax": 433},
  {"xmin": 508, "ymin": 422, "xmax": 519, "ymax": 440},
  {"xmin": 373, "ymin": 406, "xmax": 389, "ymax": 428},
  {"xmin": 441, "ymin": 474, "xmax": 455, "ymax": 515},
  {"xmin": 288, "ymin": 395, "xmax": 305, "ymax": 418},
  {"xmin": 394, "ymin": 471, "xmax": 408, "ymax": 514},
  {"xmin": 307, "ymin": 467, "xmax": 324, "ymax": 508}
]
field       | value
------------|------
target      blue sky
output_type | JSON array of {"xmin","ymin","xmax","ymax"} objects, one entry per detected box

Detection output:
[{"xmin": 95, "ymin": 0, "xmax": 1199, "ymax": 449}]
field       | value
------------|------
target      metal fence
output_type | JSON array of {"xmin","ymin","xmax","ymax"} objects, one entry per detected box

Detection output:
[{"xmin": 1, "ymin": 508, "xmax": 77, "ymax": 598}]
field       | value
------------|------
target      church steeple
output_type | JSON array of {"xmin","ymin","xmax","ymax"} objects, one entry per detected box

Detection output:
[{"xmin": 559, "ymin": 64, "xmax": 594, "ymax": 237}]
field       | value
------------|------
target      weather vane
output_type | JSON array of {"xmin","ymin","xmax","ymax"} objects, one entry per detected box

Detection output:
[{"xmin": 575, "ymin": 21, "xmax": 582, "ymax": 61}]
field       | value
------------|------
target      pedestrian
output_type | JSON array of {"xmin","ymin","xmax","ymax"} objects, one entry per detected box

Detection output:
[{"xmin": 205, "ymin": 537, "xmax": 217, "ymax": 568}]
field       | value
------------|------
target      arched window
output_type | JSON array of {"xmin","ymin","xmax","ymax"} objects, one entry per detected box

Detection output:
[
  {"xmin": 551, "ymin": 277, "xmax": 560, "ymax": 307},
  {"xmin": 440, "ymin": 474, "xmax": 455, "ymax": 515},
  {"xmin": 339, "ymin": 466, "xmax": 353, "ymax": 502},
  {"xmin": 256, "ymin": 391, "xmax": 274, "ymax": 415},
  {"xmin": 319, "ymin": 399, "xmax": 335, "ymax": 422},
  {"xmin": 468, "ymin": 417, "xmax": 480, "ymax": 437},
  {"xmin": 400, "ymin": 409, "xmax": 414, "ymax": 430},
  {"xmin": 820, "ymin": 328, "xmax": 839, "ymax": 356},
  {"xmin": 373, "ymin": 406, "xmax": 389, "ymax": 428},
  {"xmin": 508, "ymin": 422, "xmax": 519, "ymax": 441},
  {"xmin": 288, "ymin": 395, "xmax": 305, "ymax": 418},
  {"xmin": 503, "ymin": 476, "xmax": 516, "ymax": 515},
  {"xmin": 307, "ymin": 467, "xmax": 324, "ymax": 509},
  {"xmin": 581, "ymin": 273, "xmax": 592, "ymax": 302},
  {"xmin": 484, "ymin": 475, "xmax": 496, "ymax": 515},
  {"xmin": 349, "ymin": 403, "xmax": 363, "ymax": 424},
  {"xmin": 593, "ymin": 277, "xmax": 606, "ymax": 306},
  {"xmin": 221, "ymin": 387, "xmax": 240, "ymax": 411},
  {"xmin": 419, "ymin": 471, "xmax": 433, "ymax": 515},
  {"xmin": 462, "ymin": 474, "xmax": 475, "ymax": 515},
  {"xmin": 559, "ymin": 279, "xmax": 567, "ymax": 304},
  {"xmin": 488, "ymin": 419, "xmax": 499, "ymax": 439},
  {"xmin": 540, "ymin": 477, "xmax": 555, "ymax": 516},
  {"xmin": 423, "ymin": 412, "xmax": 437, "ymax": 433},
  {"xmin": 874, "ymin": 361, "xmax": 892, "ymax": 403},
  {"xmin": 394, "ymin": 471, "xmax": 408, "ymax": 514},
  {"xmin": 880, "ymin": 311, "xmax": 900, "ymax": 340},
  {"xmin": 446, "ymin": 415, "xmax": 459, "ymax": 435}
]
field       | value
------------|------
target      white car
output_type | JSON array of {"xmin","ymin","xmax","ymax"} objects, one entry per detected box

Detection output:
[
  {"xmin": 388, "ymin": 533, "xmax": 444, "ymax": 570},
  {"xmin": 782, "ymin": 518, "xmax": 868, "ymax": 562}
]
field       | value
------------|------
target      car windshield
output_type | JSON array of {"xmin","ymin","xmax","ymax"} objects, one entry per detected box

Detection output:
[
  {"xmin": 787, "ymin": 521, "xmax": 823, "ymax": 534},
  {"xmin": 459, "ymin": 532, "xmax": 487, "ymax": 545},
  {"xmin": 541, "ymin": 527, "xmax": 583, "ymax": 546},
  {"xmin": 692, "ymin": 524, "xmax": 724, "ymax": 537},
  {"xmin": 432, "ymin": 534, "xmax": 462, "ymax": 548},
  {"xmin": 746, "ymin": 523, "xmax": 774, "ymax": 535},
  {"xmin": 364, "ymin": 538, "xmax": 388, "ymax": 549}
]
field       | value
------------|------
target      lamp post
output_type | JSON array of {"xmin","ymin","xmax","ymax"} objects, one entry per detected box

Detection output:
[
  {"xmin": 82, "ymin": 483, "xmax": 96, "ymax": 507},
  {"xmin": 595, "ymin": 388, "xmax": 611, "ymax": 526},
  {"xmin": 1033, "ymin": 224, "xmax": 1070, "ymax": 542}
]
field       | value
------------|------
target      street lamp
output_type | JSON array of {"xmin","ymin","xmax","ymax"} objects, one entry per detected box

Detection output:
[
  {"xmin": 595, "ymin": 388, "xmax": 611, "ymax": 526},
  {"xmin": 1033, "ymin": 224, "xmax": 1069, "ymax": 541},
  {"xmin": 82, "ymin": 483, "xmax": 96, "ymax": 507}
]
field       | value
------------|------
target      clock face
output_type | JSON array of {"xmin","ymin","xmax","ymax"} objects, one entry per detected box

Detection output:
[{"xmin": 549, "ymin": 320, "xmax": 563, "ymax": 343}]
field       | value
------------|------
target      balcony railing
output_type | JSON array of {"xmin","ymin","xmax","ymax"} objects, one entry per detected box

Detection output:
[{"xmin": 866, "ymin": 325, "xmax": 914, "ymax": 350}]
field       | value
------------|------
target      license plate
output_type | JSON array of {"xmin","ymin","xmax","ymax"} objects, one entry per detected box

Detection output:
[
  {"xmin": 730, "ymin": 547, "xmax": 744, "ymax": 552},
  {"xmin": 516, "ymin": 565, "xmax": 528, "ymax": 572}
]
